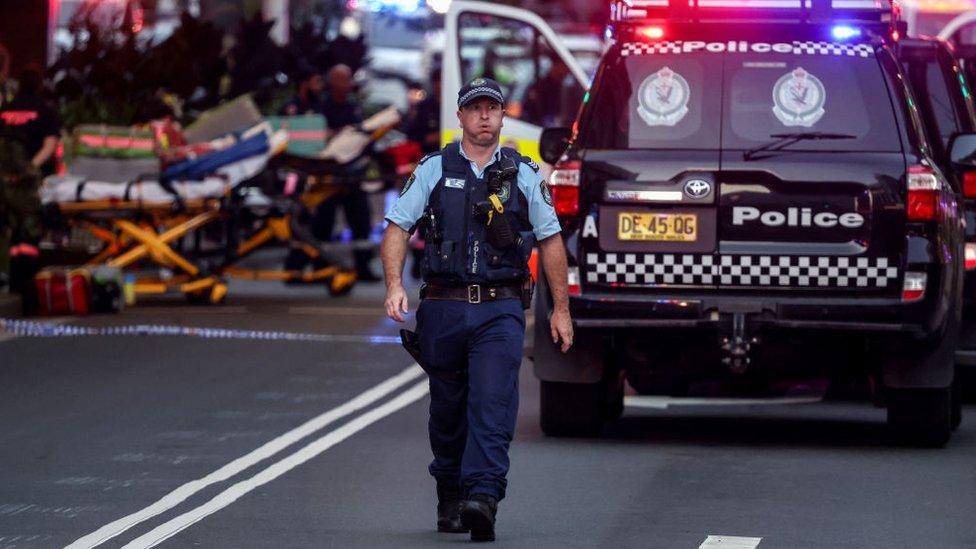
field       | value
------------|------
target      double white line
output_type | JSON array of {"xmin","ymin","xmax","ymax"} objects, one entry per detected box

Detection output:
[{"xmin": 67, "ymin": 364, "xmax": 428, "ymax": 549}]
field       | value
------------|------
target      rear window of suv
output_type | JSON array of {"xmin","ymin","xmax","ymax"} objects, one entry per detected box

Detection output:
[{"xmin": 580, "ymin": 43, "xmax": 902, "ymax": 152}]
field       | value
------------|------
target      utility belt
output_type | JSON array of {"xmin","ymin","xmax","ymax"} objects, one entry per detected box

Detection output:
[{"xmin": 421, "ymin": 279, "xmax": 533, "ymax": 309}]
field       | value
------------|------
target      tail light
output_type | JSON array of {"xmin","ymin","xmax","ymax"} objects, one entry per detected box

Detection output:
[
  {"xmin": 906, "ymin": 165, "xmax": 940, "ymax": 221},
  {"xmin": 901, "ymin": 272, "xmax": 927, "ymax": 302},
  {"xmin": 963, "ymin": 171, "xmax": 976, "ymax": 199},
  {"xmin": 549, "ymin": 160, "xmax": 581, "ymax": 217},
  {"xmin": 567, "ymin": 266, "xmax": 581, "ymax": 296},
  {"xmin": 966, "ymin": 244, "xmax": 976, "ymax": 271}
]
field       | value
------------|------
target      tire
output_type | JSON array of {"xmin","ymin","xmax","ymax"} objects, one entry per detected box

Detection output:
[
  {"xmin": 885, "ymin": 270, "xmax": 961, "ymax": 447},
  {"xmin": 604, "ymin": 370, "xmax": 625, "ymax": 422},
  {"xmin": 540, "ymin": 380, "xmax": 604, "ymax": 437},
  {"xmin": 887, "ymin": 388, "xmax": 952, "ymax": 447}
]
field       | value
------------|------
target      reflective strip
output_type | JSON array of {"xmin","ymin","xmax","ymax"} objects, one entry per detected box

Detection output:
[{"xmin": 0, "ymin": 318, "xmax": 402, "ymax": 344}]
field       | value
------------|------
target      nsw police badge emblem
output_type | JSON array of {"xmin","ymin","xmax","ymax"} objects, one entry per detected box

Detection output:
[
  {"xmin": 772, "ymin": 67, "xmax": 826, "ymax": 128},
  {"xmin": 637, "ymin": 66, "xmax": 691, "ymax": 127}
]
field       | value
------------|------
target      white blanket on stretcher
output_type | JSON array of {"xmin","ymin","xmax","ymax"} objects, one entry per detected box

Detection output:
[{"xmin": 42, "ymin": 130, "xmax": 286, "ymax": 205}]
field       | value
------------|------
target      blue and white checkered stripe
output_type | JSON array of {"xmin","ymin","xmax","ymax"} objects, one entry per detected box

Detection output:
[
  {"xmin": 620, "ymin": 41, "xmax": 874, "ymax": 58},
  {"xmin": 585, "ymin": 253, "xmax": 898, "ymax": 288},
  {"xmin": 457, "ymin": 87, "xmax": 504, "ymax": 107}
]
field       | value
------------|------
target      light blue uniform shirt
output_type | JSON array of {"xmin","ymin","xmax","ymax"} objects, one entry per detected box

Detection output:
[{"xmin": 385, "ymin": 143, "xmax": 562, "ymax": 242}]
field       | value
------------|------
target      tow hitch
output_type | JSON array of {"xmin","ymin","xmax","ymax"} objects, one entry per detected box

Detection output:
[{"xmin": 720, "ymin": 312, "xmax": 760, "ymax": 374}]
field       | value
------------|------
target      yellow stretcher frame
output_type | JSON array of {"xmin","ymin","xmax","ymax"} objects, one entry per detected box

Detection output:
[{"xmin": 55, "ymin": 194, "xmax": 357, "ymax": 305}]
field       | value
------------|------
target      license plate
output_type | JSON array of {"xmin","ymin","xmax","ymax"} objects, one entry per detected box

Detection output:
[{"xmin": 617, "ymin": 212, "xmax": 698, "ymax": 242}]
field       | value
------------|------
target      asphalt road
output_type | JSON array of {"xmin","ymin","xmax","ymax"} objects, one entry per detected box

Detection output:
[{"xmin": 1, "ymin": 278, "xmax": 975, "ymax": 549}]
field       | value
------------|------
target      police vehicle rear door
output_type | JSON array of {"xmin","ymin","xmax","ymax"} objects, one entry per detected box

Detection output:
[
  {"xmin": 578, "ymin": 0, "xmax": 912, "ymax": 296},
  {"xmin": 718, "ymin": 40, "xmax": 906, "ymax": 295},
  {"xmin": 442, "ymin": 1, "xmax": 590, "ymax": 164}
]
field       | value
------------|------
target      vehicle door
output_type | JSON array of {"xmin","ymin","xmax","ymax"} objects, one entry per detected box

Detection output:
[
  {"xmin": 441, "ymin": 1, "xmax": 589, "ymax": 164},
  {"xmin": 900, "ymin": 39, "xmax": 976, "ymax": 258}
]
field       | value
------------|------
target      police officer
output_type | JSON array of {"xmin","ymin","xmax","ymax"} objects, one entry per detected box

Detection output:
[{"xmin": 381, "ymin": 77, "xmax": 573, "ymax": 542}]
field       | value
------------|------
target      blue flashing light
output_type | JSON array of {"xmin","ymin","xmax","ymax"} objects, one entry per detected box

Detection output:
[{"xmin": 831, "ymin": 25, "xmax": 862, "ymax": 40}]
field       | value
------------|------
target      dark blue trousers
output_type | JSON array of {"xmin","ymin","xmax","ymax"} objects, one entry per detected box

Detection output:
[{"xmin": 416, "ymin": 298, "xmax": 525, "ymax": 501}]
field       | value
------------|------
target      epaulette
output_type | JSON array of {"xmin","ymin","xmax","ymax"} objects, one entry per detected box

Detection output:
[
  {"xmin": 417, "ymin": 151, "xmax": 442, "ymax": 166},
  {"xmin": 520, "ymin": 155, "xmax": 540, "ymax": 173}
]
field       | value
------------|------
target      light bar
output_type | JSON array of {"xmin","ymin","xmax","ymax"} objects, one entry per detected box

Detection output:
[
  {"xmin": 611, "ymin": 0, "xmax": 896, "ymax": 24},
  {"xmin": 831, "ymin": 24, "xmax": 863, "ymax": 39}
]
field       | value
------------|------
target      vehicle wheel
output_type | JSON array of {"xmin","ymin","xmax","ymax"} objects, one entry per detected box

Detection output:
[
  {"xmin": 604, "ymin": 370, "xmax": 625, "ymax": 422},
  {"xmin": 887, "ymin": 388, "xmax": 952, "ymax": 447},
  {"xmin": 540, "ymin": 380, "xmax": 604, "ymax": 437}
]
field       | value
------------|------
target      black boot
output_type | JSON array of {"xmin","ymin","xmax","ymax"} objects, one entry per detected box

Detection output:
[
  {"xmin": 460, "ymin": 494, "xmax": 497, "ymax": 542},
  {"xmin": 436, "ymin": 485, "xmax": 467, "ymax": 533}
]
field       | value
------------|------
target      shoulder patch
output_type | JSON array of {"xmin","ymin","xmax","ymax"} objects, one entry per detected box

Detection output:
[
  {"xmin": 417, "ymin": 151, "xmax": 442, "ymax": 166},
  {"xmin": 400, "ymin": 172, "xmax": 416, "ymax": 196},
  {"xmin": 540, "ymin": 179, "xmax": 553, "ymax": 206},
  {"xmin": 520, "ymin": 155, "xmax": 540, "ymax": 173}
]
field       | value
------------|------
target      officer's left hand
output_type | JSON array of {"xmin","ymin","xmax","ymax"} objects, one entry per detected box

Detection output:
[
  {"xmin": 385, "ymin": 284, "xmax": 410, "ymax": 323},
  {"xmin": 550, "ymin": 307, "xmax": 573, "ymax": 353}
]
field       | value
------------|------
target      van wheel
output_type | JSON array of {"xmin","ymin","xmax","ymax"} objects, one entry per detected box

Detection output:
[
  {"xmin": 540, "ymin": 381, "xmax": 604, "ymax": 437},
  {"xmin": 887, "ymin": 388, "xmax": 952, "ymax": 447}
]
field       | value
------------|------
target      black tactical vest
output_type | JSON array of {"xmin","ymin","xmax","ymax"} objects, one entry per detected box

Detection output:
[{"xmin": 422, "ymin": 143, "xmax": 536, "ymax": 285}]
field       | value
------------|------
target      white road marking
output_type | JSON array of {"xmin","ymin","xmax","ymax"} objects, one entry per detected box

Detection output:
[
  {"xmin": 121, "ymin": 380, "xmax": 431, "ymax": 548},
  {"xmin": 67, "ymin": 364, "xmax": 424, "ymax": 549},
  {"xmin": 625, "ymin": 395, "xmax": 823, "ymax": 410},
  {"xmin": 699, "ymin": 535, "xmax": 763, "ymax": 548}
]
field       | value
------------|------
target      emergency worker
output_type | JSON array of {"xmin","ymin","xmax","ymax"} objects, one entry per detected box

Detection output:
[
  {"xmin": 0, "ymin": 66, "xmax": 57, "ymax": 312},
  {"xmin": 380, "ymin": 77, "xmax": 573, "ymax": 542}
]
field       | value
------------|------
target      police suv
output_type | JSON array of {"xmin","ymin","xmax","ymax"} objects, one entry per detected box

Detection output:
[{"xmin": 534, "ymin": 0, "xmax": 976, "ymax": 446}]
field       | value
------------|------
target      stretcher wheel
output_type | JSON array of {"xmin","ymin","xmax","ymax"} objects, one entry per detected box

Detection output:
[
  {"xmin": 185, "ymin": 280, "xmax": 228, "ymax": 305},
  {"xmin": 209, "ymin": 282, "xmax": 229, "ymax": 304},
  {"xmin": 327, "ymin": 271, "xmax": 357, "ymax": 297}
]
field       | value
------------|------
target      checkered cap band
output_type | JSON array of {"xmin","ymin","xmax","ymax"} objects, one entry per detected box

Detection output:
[
  {"xmin": 585, "ymin": 253, "xmax": 899, "ymax": 288},
  {"xmin": 458, "ymin": 86, "xmax": 505, "ymax": 108}
]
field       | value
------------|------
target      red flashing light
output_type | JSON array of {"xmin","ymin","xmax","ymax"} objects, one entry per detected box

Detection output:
[{"xmin": 639, "ymin": 26, "xmax": 665, "ymax": 40}]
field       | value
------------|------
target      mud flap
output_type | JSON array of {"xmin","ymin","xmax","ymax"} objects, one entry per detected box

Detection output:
[{"xmin": 531, "ymin": 263, "xmax": 604, "ymax": 383}]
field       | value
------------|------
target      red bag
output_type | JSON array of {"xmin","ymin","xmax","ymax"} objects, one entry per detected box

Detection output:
[{"xmin": 34, "ymin": 268, "xmax": 91, "ymax": 316}]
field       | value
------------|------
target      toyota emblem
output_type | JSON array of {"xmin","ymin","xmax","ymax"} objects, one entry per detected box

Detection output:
[{"xmin": 684, "ymin": 179, "xmax": 712, "ymax": 199}]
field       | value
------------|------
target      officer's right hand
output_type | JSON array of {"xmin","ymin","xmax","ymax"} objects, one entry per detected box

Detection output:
[{"xmin": 385, "ymin": 285, "xmax": 409, "ymax": 323}]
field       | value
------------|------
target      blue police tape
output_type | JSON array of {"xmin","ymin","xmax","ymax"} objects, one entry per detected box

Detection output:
[{"xmin": 0, "ymin": 318, "xmax": 401, "ymax": 344}]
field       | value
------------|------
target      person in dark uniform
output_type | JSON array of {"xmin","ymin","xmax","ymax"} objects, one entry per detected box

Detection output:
[
  {"xmin": 0, "ymin": 65, "xmax": 60, "ymax": 176},
  {"xmin": 381, "ymin": 77, "xmax": 574, "ymax": 542},
  {"xmin": 283, "ymin": 64, "xmax": 378, "ymax": 281},
  {"xmin": 0, "ymin": 65, "xmax": 58, "ymax": 311},
  {"xmin": 318, "ymin": 64, "xmax": 377, "ymax": 281},
  {"xmin": 278, "ymin": 72, "xmax": 327, "ymax": 116},
  {"xmin": 404, "ymin": 67, "xmax": 442, "ymax": 155}
]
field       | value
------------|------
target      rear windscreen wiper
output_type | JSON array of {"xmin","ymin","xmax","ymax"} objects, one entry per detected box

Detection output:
[{"xmin": 743, "ymin": 132, "xmax": 857, "ymax": 160}]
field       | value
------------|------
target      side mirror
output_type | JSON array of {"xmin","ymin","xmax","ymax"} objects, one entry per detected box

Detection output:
[
  {"xmin": 539, "ymin": 127, "xmax": 572, "ymax": 165},
  {"xmin": 949, "ymin": 132, "xmax": 976, "ymax": 167}
]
